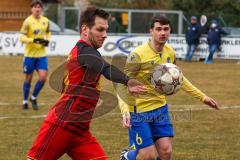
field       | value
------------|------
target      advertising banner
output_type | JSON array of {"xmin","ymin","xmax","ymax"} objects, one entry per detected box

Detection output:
[{"xmin": 1, "ymin": 32, "xmax": 240, "ymax": 59}]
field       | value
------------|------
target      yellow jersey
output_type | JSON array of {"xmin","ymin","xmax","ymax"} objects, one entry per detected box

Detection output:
[
  {"xmin": 117, "ymin": 42, "xmax": 206, "ymax": 114},
  {"xmin": 19, "ymin": 15, "xmax": 51, "ymax": 57}
]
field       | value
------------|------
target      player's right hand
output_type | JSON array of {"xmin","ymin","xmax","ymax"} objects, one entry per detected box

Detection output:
[
  {"xmin": 122, "ymin": 112, "xmax": 131, "ymax": 128},
  {"xmin": 127, "ymin": 79, "xmax": 146, "ymax": 97},
  {"xmin": 33, "ymin": 38, "xmax": 44, "ymax": 44},
  {"xmin": 33, "ymin": 38, "xmax": 49, "ymax": 46},
  {"xmin": 203, "ymin": 96, "xmax": 219, "ymax": 110}
]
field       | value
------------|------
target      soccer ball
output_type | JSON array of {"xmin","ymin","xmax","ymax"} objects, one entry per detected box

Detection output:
[{"xmin": 151, "ymin": 63, "xmax": 183, "ymax": 95}]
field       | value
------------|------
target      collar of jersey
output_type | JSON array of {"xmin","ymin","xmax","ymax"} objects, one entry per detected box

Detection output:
[
  {"xmin": 79, "ymin": 39, "xmax": 92, "ymax": 47},
  {"xmin": 148, "ymin": 42, "xmax": 162, "ymax": 55}
]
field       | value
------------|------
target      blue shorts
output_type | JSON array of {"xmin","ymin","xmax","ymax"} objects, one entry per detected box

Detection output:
[
  {"xmin": 129, "ymin": 104, "xmax": 174, "ymax": 150},
  {"xmin": 23, "ymin": 57, "xmax": 48, "ymax": 74}
]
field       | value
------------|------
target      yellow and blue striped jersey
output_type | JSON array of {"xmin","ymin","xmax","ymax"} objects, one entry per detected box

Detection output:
[
  {"xmin": 117, "ymin": 42, "xmax": 206, "ymax": 114},
  {"xmin": 19, "ymin": 15, "xmax": 51, "ymax": 57}
]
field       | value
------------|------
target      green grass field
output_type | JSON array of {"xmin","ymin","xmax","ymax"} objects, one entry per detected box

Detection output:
[{"xmin": 0, "ymin": 56, "xmax": 240, "ymax": 160}]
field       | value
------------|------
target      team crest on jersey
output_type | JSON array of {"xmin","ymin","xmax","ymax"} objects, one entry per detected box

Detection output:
[
  {"xmin": 43, "ymin": 22, "xmax": 46, "ymax": 26},
  {"xmin": 167, "ymin": 57, "xmax": 171, "ymax": 63},
  {"xmin": 33, "ymin": 29, "xmax": 40, "ymax": 35},
  {"xmin": 130, "ymin": 55, "xmax": 135, "ymax": 61},
  {"xmin": 150, "ymin": 60, "xmax": 154, "ymax": 65}
]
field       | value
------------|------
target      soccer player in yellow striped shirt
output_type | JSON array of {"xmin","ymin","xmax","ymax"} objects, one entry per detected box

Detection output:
[
  {"xmin": 118, "ymin": 15, "xmax": 218, "ymax": 160},
  {"xmin": 19, "ymin": 0, "xmax": 51, "ymax": 110}
]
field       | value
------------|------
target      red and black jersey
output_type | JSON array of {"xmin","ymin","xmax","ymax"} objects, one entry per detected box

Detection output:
[{"xmin": 45, "ymin": 40, "xmax": 129, "ymax": 135}]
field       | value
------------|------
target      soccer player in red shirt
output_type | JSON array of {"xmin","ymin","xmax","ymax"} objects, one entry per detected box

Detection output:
[{"xmin": 27, "ymin": 6, "xmax": 145, "ymax": 160}]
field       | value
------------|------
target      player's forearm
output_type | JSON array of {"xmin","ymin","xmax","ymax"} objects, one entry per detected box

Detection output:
[
  {"xmin": 19, "ymin": 34, "xmax": 33, "ymax": 43},
  {"xmin": 102, "ymin": 64, "xmax": 129, "ymax": 85},
  {"xmin": 181, "ymin": 76, "xmax": 206, "ymax": 101},
  {"xmin": 117, "ymin": 94, "xmax": 130, "ymax": 116},
  {"xmin": 116, "ymin": 82, "xmax": 137, "ymax": 115}
]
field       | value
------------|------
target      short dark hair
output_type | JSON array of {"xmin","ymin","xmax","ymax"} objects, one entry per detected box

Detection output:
[
  {"xmin": 31, "ymin": 0, "xmax": 43, "ymax": 8},
  {"xmin": 150, "ymin": 15, "xmax": 171, "ymax": 29},
  {"xmin": 79, "ymin": 6, "xmax": 109, "ymax": 33}
]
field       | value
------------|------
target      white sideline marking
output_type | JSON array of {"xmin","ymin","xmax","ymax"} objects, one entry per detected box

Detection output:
[
  {"xmin": 0, "ymin": 102, "xmax": 12, "ymax": 105},
  {"xmin": 107, "ymin": 105, "xmax": 240, "ymax": 116},
  {"xmin": 0, "ymin": 115, "xmax": 46, "ymax": 120},
  {"xmin": 0, "ymin": 102, "xmax": 240, "ymax": 120},
  {"xmin": 0, "ymin": 102, "xmax": 47, "ymax": 106},
  {"xmin": 170, "ymin": 105, "xmax": 240, "ymax": 111}
]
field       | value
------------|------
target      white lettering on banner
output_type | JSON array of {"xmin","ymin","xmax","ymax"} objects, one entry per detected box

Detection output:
[
  {"xmin": 1, "ymin": 32, "xmax": 240, "ymax": 59},
  {"xmin": 0, "ymin": 33, "xmax": 80, "ymax": 55}
]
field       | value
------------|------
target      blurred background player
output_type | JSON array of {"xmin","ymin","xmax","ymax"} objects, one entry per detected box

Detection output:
[
  {"xmin": 19, "ymin": 0, "xmax": 51, "ymax": 110},
  {"xmin": 185, "ymin": 16, "xmax": 201, "ymax": 62},
  {"xmin": 117, "ymin": 15, "xmax": 219, "ymax": 160},
  {"xmin": 27, "ymin": 6, "xmax": 145, "ymax": 160},
  {"xmin": 205, "ymin": 19, "xmax": 227, "ymax": 64}
]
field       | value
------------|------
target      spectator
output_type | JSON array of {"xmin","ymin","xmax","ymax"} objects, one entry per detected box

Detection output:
[
  {"xmin": 185, "ymin": 16, "xmax": 201, "ymax": 61},
  {"xmin": 205, "ymin": 19, "xmax": 227, "ymax": 64},
  {"xmin": 200, "ymin": 15, "xmax": 209, "ymax": 34},
  {"xmin": 108, "ymin": 15, "xmax": 121, "ymax": 33}
]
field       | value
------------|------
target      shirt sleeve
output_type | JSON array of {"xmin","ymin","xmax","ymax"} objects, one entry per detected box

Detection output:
[
  {"xmin": 117, "ymin": 94, "xmax": 130, "ymax": 116},
  {"xmin": 20, "ymin": 19, "xmax": 28, "ymax": 34},
  {"xmin": 45, "ymin": 20, "xmax": 51, "ymax": 40},
  {"xmin": 77, "ymin": 45, "xmax": 129, "ymax": 85},
  {"xmin": 116, "ymin": 51, "xmax": 141, "ymax": 115},
  {"xmin": 124, "ymin": 51, "xmax": 141, "ymax": 78},
  {"xmin": 181, "ymin": 76, "xmax": 206, "ymax": 102},
  {"xmin": 19, "ymin": 19, "xmax": 33, "ymax": 43}
]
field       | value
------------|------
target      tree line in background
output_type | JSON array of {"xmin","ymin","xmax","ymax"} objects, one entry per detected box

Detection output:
[
  {"xmin": 90, "ymin": 0, "xmax": 240, "ymax": 26},
  {"xmin": 45, "ymin": 0, "xmax": 240, "ymax": 31}
]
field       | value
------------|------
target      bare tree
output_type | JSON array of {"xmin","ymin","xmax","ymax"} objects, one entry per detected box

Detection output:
[{"xmin": 74, "ymin": 0, "xmax": 90, "ymax": 11}]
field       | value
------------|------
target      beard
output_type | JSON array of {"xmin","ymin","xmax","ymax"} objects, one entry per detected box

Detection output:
[{"xmin": 88, "ymin": 31, "xmax": 100, "ymax": 49}]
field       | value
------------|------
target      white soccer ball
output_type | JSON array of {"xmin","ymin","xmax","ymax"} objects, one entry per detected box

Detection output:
[{"xmin": 151, "ymin": 63, "xmax": 183, "ymax": 95}]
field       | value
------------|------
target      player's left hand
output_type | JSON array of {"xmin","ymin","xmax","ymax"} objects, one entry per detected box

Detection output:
[
  {"xmin": 122, "ymin": 112, "xmax": 131, "ymax": 128},
  {"xmin": 41, "ymin": 39, "xmax": 49, "ymax": 47},
  {"xmin": 203, "ymin": 96, "xmax": 219, "ymax": 110}
]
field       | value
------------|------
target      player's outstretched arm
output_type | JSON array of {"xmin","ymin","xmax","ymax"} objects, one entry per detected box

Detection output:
[
  {"xmin": 203, "ymin": 96, "xmax": 219, "ymax": 110},
  {"xmin": 77, "ymin": 45, "xmax": 146, "ymax": 97},
  {"xmin": 182, "ymin": 77, "xmax": 219, "ymax": 110}
]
